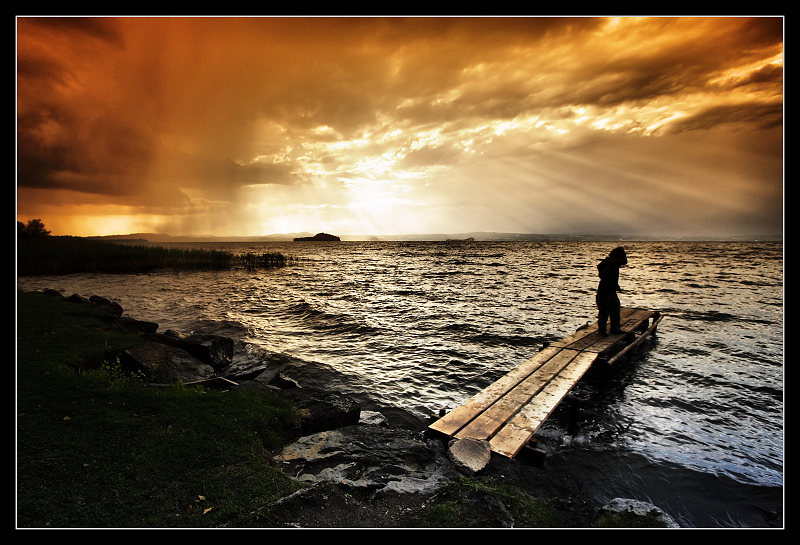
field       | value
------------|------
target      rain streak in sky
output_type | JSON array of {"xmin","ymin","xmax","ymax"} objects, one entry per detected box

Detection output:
[{"xmin": 16, "ymin": 16, "xmax": 783, "ymax": 239}]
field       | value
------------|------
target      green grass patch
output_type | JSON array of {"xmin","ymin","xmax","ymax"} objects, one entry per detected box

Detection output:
[
  {"xmin": 17, "ymin": 290, "xmax": 303, "ymax": 528},
  {"xmin": 410, "ymin": 476, "xmax": 567, "ymax": 528}
]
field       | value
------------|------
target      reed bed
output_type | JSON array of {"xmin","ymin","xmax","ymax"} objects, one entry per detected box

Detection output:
[
  {"xmin": 233, "ymin": 251, "xmax": 300, "ymax": 270},
  {"xmin": 17, "ymin": 236, "xmax": 299, "ymax": 276}
]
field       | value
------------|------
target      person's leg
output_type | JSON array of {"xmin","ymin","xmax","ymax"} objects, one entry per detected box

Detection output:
[
  {"xmin": 609, "ymin": 292, "xmax": 622, "ymax": 333},
  {"xmin": 596, "ymin": 291, "xmax": 609, "ymax": 334}
]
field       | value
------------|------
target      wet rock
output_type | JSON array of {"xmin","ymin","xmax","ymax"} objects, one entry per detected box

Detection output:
[
  {"xmin": 600, "ymin": 498, "xmax": 680, "ymax": 528},
  {"xmin": 272, "ymin": 387, "xmax": 361, "ymax": 435},
  {"xmin": 88, "ymin": 295, "xmax": 123, "ymax": 317},
  {"xmin": 273, "ymin": 424, "xmax": 458, "ymax": 498},
  {"xmin": 100, "ymin": 315, "xmax": 159, "ymax": 334},
  {"xmin": 121, "ymin": 341, "xmax": 216, "ymax": 384},
  {"xmin": 359, "ymin": 410, "xmax": 389, "ymax": 427},
  {"xmin": 269, "ymin": 373, "xmax": 301, "ymax": 389},
  {"xmin": 147, "ymin": 330, "xmax": 233, "ymax": 370},
  {"xmin": 221, "ymin": 348, "xmax": 277, "ymax": 381}
]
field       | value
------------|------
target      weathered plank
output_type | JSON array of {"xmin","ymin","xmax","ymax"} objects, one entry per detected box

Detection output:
[
  {"xmin": 605, "ymin": 313, "xmax": 662, "ymax": 366},
  {"xmin": 489, "ymin": 350, "xmax": 597, "ymax": 458},
  {"xmin": 428, "ymin": 346, "xmax": 562, "ymax": 437},
  {"xmin": 554, "ymin": 308, "xmax": 656, "ymax": 353},
  {"xmin": 453, "ymin": 348, "xmax": 581, "ymax": 441}
]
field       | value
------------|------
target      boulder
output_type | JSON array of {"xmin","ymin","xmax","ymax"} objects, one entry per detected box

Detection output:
[
  {"xmin": 600, "ymin": 498, "xmax": 680, "ymax": 528},
  {"xmin": 272, "ymin": 387, "xmax": 361, "ymax": 436},
  {"xmin": 269, "ymin": 373, "xmax": 301, "ymax": 389},
  {"xmin": 273, "ymin": 424, "xmax": 458, "ymax": 497},
  {"xmin": 147, "ymin": 330, "xmax": 233, "ymax": 370},
  {"xmin": 88, "ymin": 295, "xmax": 123, "ymax": 317},
  {"xmin": 100, "ymin": 315, "xmax": 159, "ymax": 334},
  {"xmin": 359, "ymin": 410, "xmax": 389, "ymax": 427},
  {"xmin": 36, "ymin": 290, "xmax": 155, "ymax": 335},
  {"xmin": 67, "ymin": 293, "xmax": 89, "ymax": 304},
  {"xmin": 121, "ymin": 341, "xmax": 216, "ymax": 384}
]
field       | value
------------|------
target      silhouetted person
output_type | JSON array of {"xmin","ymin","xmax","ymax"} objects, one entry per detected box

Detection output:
[{"xmin": 596, "ymin": 246, "xmax": 627, "ymax": 336}]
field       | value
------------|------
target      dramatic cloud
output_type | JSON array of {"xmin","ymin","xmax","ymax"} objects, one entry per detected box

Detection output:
[{"xmin": 16, "ymin": 16, "xmax": 783, "ymax": 238}]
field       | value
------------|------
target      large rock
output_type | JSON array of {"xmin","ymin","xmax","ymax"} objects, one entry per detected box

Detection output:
[
  {"xmin": 600, "ymin": 498, "xmax": 680, "ymax": 528},
  {"xmin": 273, "ymin": 424, "xmax": 459, "ymax": 498},
  {"xmin": 121, "ymin": 342, "xmax": 216, "ymax": 384},
  {"xmin": 47, "ymin": 290, "xmax": 158, "ymax": 334},
  {"xmin": 100, "ymin": 315, "xmax": 159, "ymax": 334},
  {"xmin": 272, "ymin": 387, "xmax": 361, "ymax": 436},
  {"xmin": 147, "ymin": 330, "xmax": 234, "ymax": 370},
  {"xmin": 88, "ymin": 295, "xmax": 124, "ymax": 317}
]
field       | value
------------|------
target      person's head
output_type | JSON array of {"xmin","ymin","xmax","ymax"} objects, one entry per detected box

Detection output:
[{"xmin": 609, "ymin": 246, "xmax": 628, "ymax": 266}]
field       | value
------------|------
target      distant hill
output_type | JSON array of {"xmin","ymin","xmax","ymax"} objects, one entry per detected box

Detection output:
[{"xmin": 293, "ymin": 233, "xmax": 341, "ymax": 242}]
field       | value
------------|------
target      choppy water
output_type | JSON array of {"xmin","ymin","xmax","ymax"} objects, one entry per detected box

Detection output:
[{"xmin": 17, "ymin": 240, "xmax": 784, "ymax": 527}]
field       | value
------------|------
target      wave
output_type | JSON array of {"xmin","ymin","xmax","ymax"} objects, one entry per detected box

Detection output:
[{"xmin": 16, "ymin": 240, "xmax": 784, "ymax": 518}]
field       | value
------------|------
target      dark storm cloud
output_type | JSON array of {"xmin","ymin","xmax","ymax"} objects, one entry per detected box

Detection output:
[{"xmin": 16, "ymin": 16, "xmax": 783, "ymax": 237}]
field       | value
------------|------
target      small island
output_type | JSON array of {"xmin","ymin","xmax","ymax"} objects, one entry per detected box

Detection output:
[{"xmin": 293, "ymin": 233, "xmax": 341, "ymax": 242}]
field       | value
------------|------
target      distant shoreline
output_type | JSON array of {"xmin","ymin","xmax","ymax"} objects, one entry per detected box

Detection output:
[{"xmin": 88, "ymin": 232, "xmax": 784, "ymax": 243}]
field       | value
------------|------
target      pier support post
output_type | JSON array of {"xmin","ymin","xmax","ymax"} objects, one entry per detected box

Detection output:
[
  {"xmin": 518, "ymin": 439, "xmax": 547, "ymax": 468},
  {"xmin": 565, "ymin": 394, "xmax": 589, "ymax": 434}
]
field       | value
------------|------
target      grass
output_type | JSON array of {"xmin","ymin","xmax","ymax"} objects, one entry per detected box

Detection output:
[
  {"xmin": 410, "ymin": 477, "xmax": 567, "ymax": 528},
  {"xmin": 16, "ymin": 289, "xmax": 303, "ymax": 528},
  {"xmin": 17, "ymin": 235, "xmax": 298, "ymax": 276}
]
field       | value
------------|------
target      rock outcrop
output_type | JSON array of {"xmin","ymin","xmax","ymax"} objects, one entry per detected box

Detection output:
[
  {"xmin": 273, "ymin": 424, "xmax": 459, "ymax": 498},
  {"xmin": 599, "ymin": 498, "xmax": 680, "ymax": 528},
  {"xmin": 122, "ymin": 341, "xmax": 218, "ymax": 384}
]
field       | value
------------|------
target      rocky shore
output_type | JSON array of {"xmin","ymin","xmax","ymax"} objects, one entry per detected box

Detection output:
[{"xmin": 35, "ymin": 288, "xmax": 680, "ymax": 528}]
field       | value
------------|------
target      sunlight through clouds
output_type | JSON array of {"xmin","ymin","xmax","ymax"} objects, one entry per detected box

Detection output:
[{"xmin": 16, "ymin": 16, "xmax": 782, "ymax": 238}]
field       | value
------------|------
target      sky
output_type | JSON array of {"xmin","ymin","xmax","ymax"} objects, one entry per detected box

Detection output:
[{"xmin": 16, "ymin": 16, "xmax": 784, "ymax": 239}]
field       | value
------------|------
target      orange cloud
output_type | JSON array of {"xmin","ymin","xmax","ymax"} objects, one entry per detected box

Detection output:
[{"xmin": 17, "ymin": 16, "xmax": 783, "ymax": 238}]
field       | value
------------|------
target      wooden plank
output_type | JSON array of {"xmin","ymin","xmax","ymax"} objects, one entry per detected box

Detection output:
[
  {"xmin": 567, "ymin": 309, "xmax": 656, "ymax": 354},
  {"xmin": 550, "ymin": 307, "xmax": 642, "ymax": 350},
  {"xmin": 428, "ymin": 346, "xmax": 562, "ymax": 437},
  {"xmin": 619, "ymin": 309, "xmax": 655, "ymax": 330},
  {"xmin": 549, "ymin": 327, "xmax": 595, "ymax": 348},
  {"xmin": 489, "ymin": 351, "xmax": 597, "ymax": 458},
  {"xmin": 454, "ymin": 348, "xmax": 581, "ymax": 441},
  {"xmin": 565, "ymin": 330, "xmax": 623, "ymax": 352},
  {"xmin": 606, "ymin": 313, "xmax": 663, "ymax": 366}
]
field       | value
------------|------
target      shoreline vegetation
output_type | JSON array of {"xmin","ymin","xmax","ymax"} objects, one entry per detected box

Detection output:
[{"xmin": 17, "ymin": 235, "xmax": 300, "ymax": 276}]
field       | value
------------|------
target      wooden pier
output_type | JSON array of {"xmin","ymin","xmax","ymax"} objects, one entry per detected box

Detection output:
[{"xmin": 428, "ymin": 307, "xmax": 663, "ymax": 459}]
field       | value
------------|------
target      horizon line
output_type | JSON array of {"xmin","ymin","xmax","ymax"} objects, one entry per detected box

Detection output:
[{"xmin": 85, "ymin": 231, "xmax": 784, "ymax": 243}]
